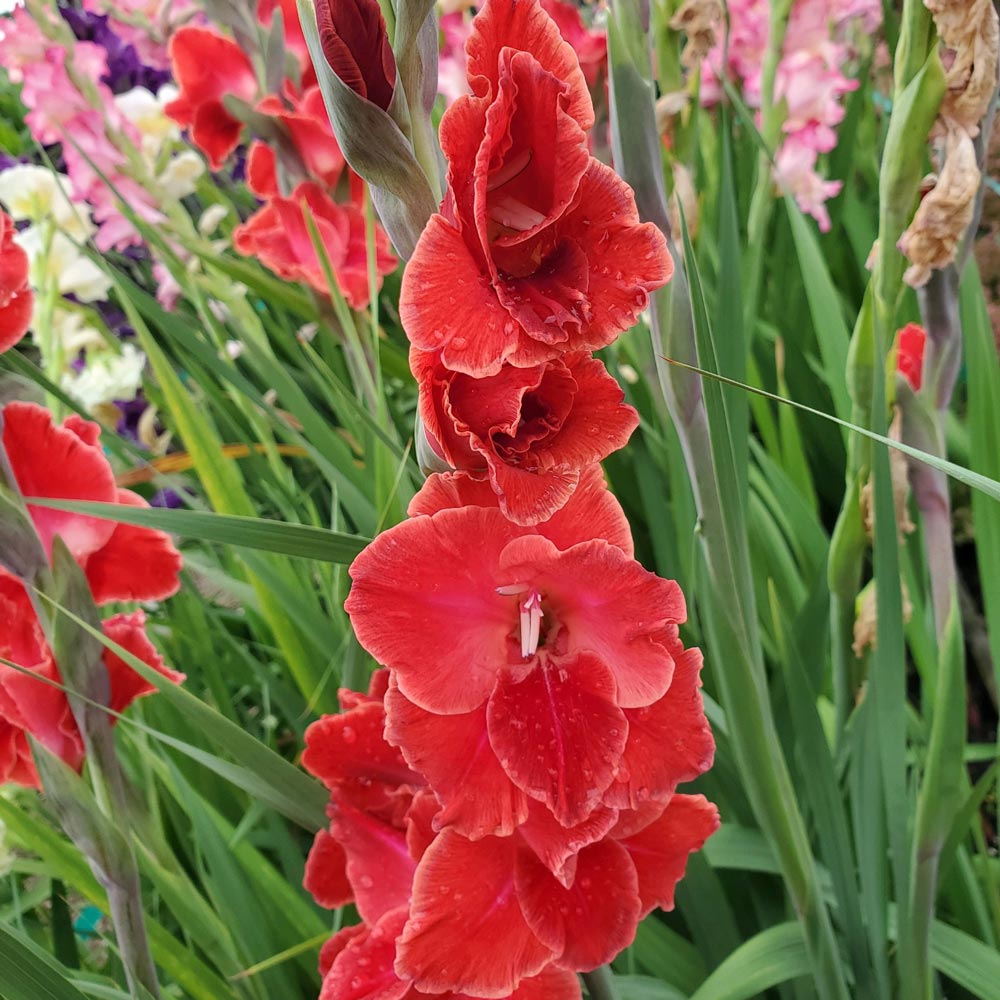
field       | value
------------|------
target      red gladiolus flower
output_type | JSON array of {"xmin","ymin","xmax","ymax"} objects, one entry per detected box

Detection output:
[
  {"xmin": 0, "ymin": 211, "xmax": 33, "ymax": 353},
  {"xmin": 0, "ymin": 575, "xmax": 183, "ymax": 786},
  {"xmin": 315, "ymin": 0, "xmax": 397, "ymax": 111},
  {"xmin": 252, "ymin": 85, "xmax": 348, "ymax": 194},
  {"xmin": 896, "ymin": 322, "xmax": 926, "ymax": 391},
  {"xmin": 345, "ymin": 469, "xmax": 690, "ymax": 835},
  {"xmin": 2, "ymin": 402, "xmax": 182, "ymax": 604},
  {"xmin": 258, "ymin": 0, "xmax": 316, "ymax": 87},
  {"xmin": 412, "ymin": 349, "xmax": 638, "ymax": 525},
  {"xmin": 165, "ymin": 26, "xmax": 258, "ymax": 169},
  {"xmin": 400, "ymin": 0, "xmax": 671, "ymax": 377},
  {"xmin": 233, "ymin": 181, "xmax": 396, "ymax": 308},
  {"xmin": 539, "ymin": 0, "xmax": 607, "ymax": 87}
]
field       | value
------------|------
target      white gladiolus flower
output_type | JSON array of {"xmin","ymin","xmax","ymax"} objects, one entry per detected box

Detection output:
[
  {"xmin": 115, "ymin": 84, "xmax": 181, "ymax": 157},
  {"xmin": 198, "ymin": 203, "xmax": 229, "ymax": 235},
  {"xmin": 53, "ymin": 309, "xmax": 108, "ymax": 355},
  {"xmin": 0, "ymin": 165, "xmax": 94, "ymax": 241},
  {"xmin": 16, "ymin": 228, "xmax": 113, "ymax": 302},
  {"xmin": 158, "ymin": 150, "xmax": 205, "ymax": 200},
  {"xmin": 61, "ymin": 342, "xmax": 147, "ymax": 411}
]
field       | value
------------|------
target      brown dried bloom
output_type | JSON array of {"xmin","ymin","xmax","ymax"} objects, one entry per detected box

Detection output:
[
  {"xmin": 926, "ymin": 0, "xmax": 999, "ymax": 135},
  {"xmin": 852, "ymin": 580, "xmax": 914, "ymax": 658},
  {"xmin": 670, "ymin": 0, "xmax": 723, "ymax": 70},
  {"xmin": 860, "ymin": 409, "xmax": 917, "ymax": 543},
  {"xmin": 898, "ymin": 125, "xmax": 980, "ymax": 287}
]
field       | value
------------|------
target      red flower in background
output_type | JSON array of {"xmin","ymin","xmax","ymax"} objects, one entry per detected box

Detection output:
[
  {"xmin": 400, "ymin": 0, "xmax": 670, "ymax": 377},
  {"xmin": 539, "ymin": 0, "xmax": 607, "ymax": 87},
  {"xmin": 2, "ymin": 402, "xmax": 182, "ymax": 604},
  {"xmin": 165, "ymin": 26, "xmax": 258, "ymax": 169},
  {"xmin": 258, "ymin": 0, "xmax": 317, "ymax": 87},
  {"xmin": 412, "ymin": 349, "xmax": 638, "ymax": 524},
  {"xmin": 0, "ymin": 402, "xmax": 183, "ymax": 787},
  {"xmin": 315, "ymin": 0, "xmax": 397, "ymax": 111},
  {"xmin": 0, "ymin": 583, "xmax": 183, "ymax": 786},
  {"xmin": 252, "ymin": 85, "xmax": 348, "ymax": 194},
  {"xmin": 234, "ymin": 181, "xmax": 396, "ymax": 308},
  {"xmin": 896, "ymin": 322, "xmax": 926, "ymax": 391},
  {"xmin": 0, "ymin": 211, "xmax": 33, "ymax": 353}
]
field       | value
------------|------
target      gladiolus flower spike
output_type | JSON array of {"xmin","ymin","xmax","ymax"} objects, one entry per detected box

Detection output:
[{"xmin": 303, "ymin": 1, "xmax": 717, "ymax": 998}]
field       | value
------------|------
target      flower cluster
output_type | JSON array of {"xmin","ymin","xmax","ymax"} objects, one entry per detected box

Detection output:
[
  {"xmin": 0, "ymin": 211, "xmax": 33, "ymax": 353},
  {"xmin": 701, "ymin": 0, "xmax": 881, "ymax": 231},
  {"xmin": 0, "ymin": 401, "xmax": 183, "ymax": 787},
  {"xmin": 166, "ymin": 1, "xmax": 397, "ymax": 310},
  {"xmin": 302, "ymin": 1, "xmax": 717, "ymax": 996}
]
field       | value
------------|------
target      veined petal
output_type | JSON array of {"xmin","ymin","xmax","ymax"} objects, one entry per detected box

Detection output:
[
  {"xmin": 486, "ymin": 651, "xmax": 626, "ymax": 827},
  {"xmin": 514, "ymin": 838, "xmax": 640, "ymax": 971},
  {"xmin": 397, "ymin": 832, "xmax": 553, "ymax": 997},
  {"xmin": 616, "ymin": 793, "xmax": 720, "ymax": 917},
  {"xmin": 385, "ymin": 678, "xmax": 529, "ymax": 840},
  {"xmin": 320, "ymin": 908, "xmax": 411, "ymax": 1000},
  {"xmin": 516, "ymin": 798, "xmax": 618, "ymax": 887},
  {"xmin": 304, "ymin": 828, "xmax": 352, "ymax": 910},
  {"xmin": 345, "ymin": 507, "xmax": 523, "ymax": 714}
]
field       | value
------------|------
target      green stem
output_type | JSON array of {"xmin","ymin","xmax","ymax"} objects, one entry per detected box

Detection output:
[{"xmin": 581, "ymin": 966, "xmax": 621, "ymax": 1000}]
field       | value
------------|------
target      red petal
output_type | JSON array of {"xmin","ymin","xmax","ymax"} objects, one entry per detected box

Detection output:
[
  {"xmin": 475, "ymin": 49, "xmax": 589, "ymax": 252},
  {"xmin": 385, "ymin": 678, "xmax": 529, "ymax": 840},
  {"xmin": 404, "ymin": 787, "xmax": 440, "ymax": 862},
  {"xmin": 555, "ymin": 161, "xmax": 673, "ymax": 352},
  {"xmin": 345, "ymin": 507, "xmax": 523, "ymax": 714},
  {"xmin": 302, "ymin": 701, "xmax": 420, "ymax": 793},
  {"xmin": 2, "ymin": 401, "xmax": 117, "ymax": 562},
  {"xmin": 102, "ymin": 611, "xmax": 184, "ymax": 716},
  {"xmin": 617, "ymin": 793, "xmax": 720, "ymax": 916},
  {"xmin": 487, "ymin": 461, "xmax": 579, "ymax": 527},
  {"xmin": 509, "ymin": 966, "xmax": 582, "ymax": 1000},
  {"xmin": 532, "ymin": 354, "xmax": 638, "ymax": 470},
  {"xmin": 85, "ymin": 489, "xmax": 182, "ymax": 605},
  {"xmin": 316, "ymin": 0, "xmax": 396, "ymax": 110},
  {"xmin": 604, "ymin": 637, "xmax": 715, "ymax": 809},
  {"xmin": 329, "ymin": 790, "xmax": 416, "ymax": 923},
  {"xmin": 0, "ymin": 289, "xmax": 33, "ymax": 353},
  {"xmin": 318, "ymin": 923, "xmax": 366, "ymax": 978},
  {"xmin": 897, "ymin": 322, "xmax": 926, "ymax": 391},
  {"xmin": 408, "ymin": 465, "xmax": 633, "ymax": 557},
  {"xmin": 498, "ymin": 534, "xmax": 684, "ymax": 708},
  {"xmin": 465, "ymin": 0, "xmax": 593, "ymax": 131},
  {"xmin": 514, "ymin": 838, "xmax": 640, "ymax": 971},
  {"xmin": 247, "ymin": 143, "xmax": 279, "ymax": 199},
  {"xmin": 401, "ymin": 214, "xmax": 519, "ymax": 377},
  {"xmin": 397, "ymin": 832, "xmax": 553, "ymax": 997},
  {"xmin": 304, "ymin": 828, "xmax": 353, "ymax": 909},
  {"xmin": 516, "ymin": 798, "xmax": 618, "ymax": 886},
  {"xmin": 321, "ymin": 908, "xmax": 411, "ymax": 1000},
  {"xmin": 486, "ymin": 652, "xmax": 626, "ymax": 827}
]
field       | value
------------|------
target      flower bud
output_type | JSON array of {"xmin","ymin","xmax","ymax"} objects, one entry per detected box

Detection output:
[{"xmin": 315, "ymin": 0, "xmax": 396, "ymax": 111}]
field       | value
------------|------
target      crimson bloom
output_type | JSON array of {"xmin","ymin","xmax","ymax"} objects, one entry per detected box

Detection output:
[
  {"xmin": 539, "ymin": 0, "xmax": 607, "ymax": 87},
  {"xmin": 896, "ymin": 322, "xmax": 926, "ymax": 391},
  {"xmin": 412, "ymin": 348, "xmax": 638, "ymax": 524},
  {"xmin": 233, "ymin": 180, "xmax": 396, "ymax": 308},
  {"xmin": 2, "ymin": 402, "xmax": 182, "ymax": 604},
  {"xmin": 302, "ymin": 673, "xmax": 583, "ymax": 1000},
  {"xmin": 0, "ymin": 211, "xmax": 33, "ymax": 353},
  {"xmin": 345, "ymin": 467, "xmax": 695, "ymax": 839},
  {"xmin": 302, "ymin": 653, "xmax": 716, "ymax": 997},
  {"xmin": 400, "ymin": 0, "xmax": 671, "ymax": 377},
  {"xmin": 252, "ymin": 85, "xmax": 348, "ymax": 195},
  {"xmin": 165, "ymin": 26, "xmax": 258, "ymax": 169},
  {"xmin": 315, "ymin": 0, "xmax": 397, "ymax": 111},
  {"xmin": 0, "ymin": 582, "xmax": 183, "ymax": 786}
]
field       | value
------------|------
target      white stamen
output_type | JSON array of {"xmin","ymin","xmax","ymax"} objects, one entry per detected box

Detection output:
[
  {"xmin": 488, "ymin": 196, "xmax": 547, "ymax": 232},
  {"xmin": 497, "ymin": 583, "xmax": 530, "ymax": 596},
  {"xmin": 522, "ymin": 591, "xmax": 543, "ymax": 659}
]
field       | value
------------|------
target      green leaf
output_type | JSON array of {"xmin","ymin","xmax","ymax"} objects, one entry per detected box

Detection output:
[
  {"xmin": 616, "ymin": 974, "xmax": 688, "ymax": 1000},
  {"xmin": 687, "ymin": 923, "xmax": 810, "ymax": 1000},
  {"xmin": 0, "ymin": 923, "xmax": 91, "ymax": 1000},
  {"xmin": 930, "ymin": 921, "xmax": 1000, "ymax": 999},
  {"xmin": 24, "ymin": 498, "xmax": 369, "ymax": 565}
]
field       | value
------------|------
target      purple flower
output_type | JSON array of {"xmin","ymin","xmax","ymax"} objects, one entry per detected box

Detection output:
[{"xmin": 58, "ymin": 4, "xmax": 171, "ymax": 94}]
